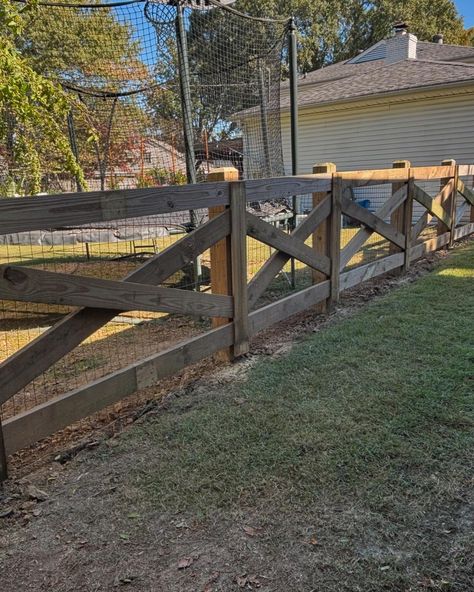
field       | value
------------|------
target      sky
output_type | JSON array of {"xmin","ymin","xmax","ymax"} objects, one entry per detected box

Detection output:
[{"xmin": 455, "ymin": 0, "xmax": 474, "ymax": 28}]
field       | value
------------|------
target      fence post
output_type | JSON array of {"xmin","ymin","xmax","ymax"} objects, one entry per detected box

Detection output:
[
  {"xmin": 449, "ymin": 165, "xmax": 459, "ymax": 248},
  {"xmin": 404, "ymin": 171, "xmax": 414, "ymax": 272},
  {"xmin": 312, "ymin": 162, "xmax": 336, "ymax": 312},
  {"xmin": 0, "ymin": 419, "xmax": 7, "ymax": 482},
  {"xmin": 390, "ymin": 160, "xmax": 410, "ymax": 256},
  {"xmin": 438, "ymin": 159, "xmax": 456, "ymax": 240},
  {"xmin": 329, "ymin": 174, "xmax": 342, "ymax": 308},
  {"xmin": 208, "ymin": 167, "xmax": 239, "ymax": 362},
  {"xmin": 230, "ymin": 181, "xmax": 249, "ymax": 357}
]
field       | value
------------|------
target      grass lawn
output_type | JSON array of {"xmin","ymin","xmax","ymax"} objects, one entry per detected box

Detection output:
[{"xmin": 1, "ymin": 240, "xmax": 472, "ymax": 592}]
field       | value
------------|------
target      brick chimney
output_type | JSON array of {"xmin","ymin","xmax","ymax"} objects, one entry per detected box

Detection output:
[{"xmin": 385, "ymin": 23, "xmax": 417, "ymax": 64}]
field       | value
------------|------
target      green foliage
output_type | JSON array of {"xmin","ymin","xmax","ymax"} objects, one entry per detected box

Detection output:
[
  {"xmin": 137, "ymin": 166, "xmax": 187, "ymax": 188},
  {"xmin": 235, "ymin": 0, "xmax": 466, "ymax": 71},
  {"xmin": 0, "ymin": 0, "xmax": 86, "ymax": 195}
]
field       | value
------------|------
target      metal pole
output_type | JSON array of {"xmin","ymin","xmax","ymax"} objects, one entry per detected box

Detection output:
[
  {"xmin": 176, "ymin": 3, "xmax": 201, "ymax": 287},
  {"xmin": 288, "ymin": 17, "xmax": 299, "ymax": 288},
  {"xmin": 258, "ymin": 61, "xmax": 272, "ymax": 177}
]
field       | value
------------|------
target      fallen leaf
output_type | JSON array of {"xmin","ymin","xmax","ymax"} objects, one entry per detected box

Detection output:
[
  {"xmin": 308, "ymin": 537, "xmax": 319, "ymax": 546},
  {"xmin": 26, "ymin": 485, "xmax": 48, "ymax": 502},
  {"xmin": 237, "ymin": 575, "xmax": 248, "ymax": 588},
  {"xmin": 178, "ymin": 557, "xmax": 194, "ymax": 570}
]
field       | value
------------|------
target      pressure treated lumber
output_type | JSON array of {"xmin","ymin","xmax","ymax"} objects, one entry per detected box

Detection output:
[
  {"xmin": 0, "ymin": 210, "xmax": 230, "ymax": 406},
  {"xmin": 412, "ymin": 184, "xmax": 452, "ymax": 229},
  {"xmin": 247, "ymin": 195, "xmax": 331, "ymax": 309},
  {"xmin": 0, "ymin": 265, "xmax": 234, "ymax": 318}
]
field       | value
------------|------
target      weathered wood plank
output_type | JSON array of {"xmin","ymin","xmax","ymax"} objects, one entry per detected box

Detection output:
[
  {"xmin": 246, "ymin": 212, "xmax": 331, "ymax": 275},
  {"xmin": 458, "ymin": 165, "xmax": 474, "ymax": 176},
  {"xmin": 412, "ymin": 184, "xmax": 452, "ymax": 230},
  {"xmin": 340, "ymin": 196, "xmax": 406, "ymax": 249},
  {"xmin": 230, "ymin": 182, "xmax": 249, "ymax": 357},
  {"xmin": 208, "ymin": 168, "xmax": 237, "ymax": 362},
  {"xmin": 0, "ymin": 183, "xmax": 230, "ymax": 236},
  {"xmin": 453, "ymin": 222, "xmax": 474, "ymax": 240},
  {"xmin": 457, "ymin": 179, "xmax": 474, "ymax": 206},
  {"xmin": 403, "ymin": 174, "xmax": 414, "ymax": 271},
  {"xmin": 247, "ymin": 195, "xmax": 331, "ymax": 310},
  {"xmin": 329, "ymin": 176, "xmax": 342, "ymax": 306},
  {"xmin": 410, "ymin": 231, "xmax": 451, "ymax": 260},
  {"xmin": 390, "ymin": 160, "xmax": 410, "ymax": 257},
  {"xmin": 411, "ymin": 181, "xmax": 453, "ymax": 240},
  {"xmin": 0, "ymin": 211, "xmax": 230, "ymax": 407},
  {"xmin": 0, "ymin": 420, "xmax": 7, "ymax": 481},
  {"xmin": 312, "ymin": 163, "xmax": 336, "ymax": 313},
  {"xmin": 246, "ymin": 175, "xmax": 331, "ymax": 201},
  {"xmin": 339, "ymin": 253, "xmax": 404, "ymax": 291},
  {"xmin": 340, "ymin": 185, "xmax": 407, "ymax": 270},
  {"xmin": 0, "ymin": 265, "xmax": 234, "ymax": 318}
]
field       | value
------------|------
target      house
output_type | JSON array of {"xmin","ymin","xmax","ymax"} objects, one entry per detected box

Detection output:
[{"xmin": 279, "ymin": 26, "xmax": 474, "ymax": 174}]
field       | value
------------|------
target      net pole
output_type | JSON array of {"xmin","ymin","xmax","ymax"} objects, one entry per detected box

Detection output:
[
  {"xmin": 258, "ymin": 60, "xmax": 272, "ymax": 177},
  {"xmin": 289, "ymin": 17, "xmax": 299, "ymax": 288},
  {"xmin": 176, "ymin": 3, "xmax": 201, "ymax": 288}
]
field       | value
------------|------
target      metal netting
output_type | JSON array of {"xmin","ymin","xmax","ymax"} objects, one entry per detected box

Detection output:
[{"xmin": 1, "ymin": 0, "xmax": 289, "ymax": 196}]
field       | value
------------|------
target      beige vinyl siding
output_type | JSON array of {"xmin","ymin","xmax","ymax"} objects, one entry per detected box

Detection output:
[{"xmin": 280, "ymin": 89, "xmax": 474, "ymax": 217}]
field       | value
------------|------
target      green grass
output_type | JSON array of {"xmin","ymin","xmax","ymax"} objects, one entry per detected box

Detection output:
[{"xmin": 128, "ymin": 240, "xmax": 474, "ymax": 516}]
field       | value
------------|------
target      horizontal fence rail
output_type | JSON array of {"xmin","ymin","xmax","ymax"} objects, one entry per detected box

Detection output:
[{"xmin": 0, "ymin": 161, "xmax": 473, "ymax": 478}]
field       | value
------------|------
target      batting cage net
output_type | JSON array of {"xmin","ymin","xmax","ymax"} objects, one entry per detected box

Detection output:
[{"xmin": 2, "ymin": 0, "xmax": 290, "ymax": 196}]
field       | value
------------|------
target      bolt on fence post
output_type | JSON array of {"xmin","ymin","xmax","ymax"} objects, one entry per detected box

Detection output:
[
  {"xmin": 390, "ymin": 160, "xmax": 411, "ymax": 259},
  {"xmin": 329, "ymin": 173, "xmax": 342, "ymax": 309},
  {"xmin": 0, "ymin": 419, "xmax": 7, "ymax": 482},
  {"xmin": 230, "ymin": 181, "xmax": 249, "ymax": 357},
  {"xmin": 208, "ymin": 167, "xmax": 239, "ymax": 362},
  {"xmin": 312, "ymin": 162, "xmax": 336, "ymax": 313},
  {"xmin": 439, "ymin": 159, "xmax": 456, "ymax": 240}
]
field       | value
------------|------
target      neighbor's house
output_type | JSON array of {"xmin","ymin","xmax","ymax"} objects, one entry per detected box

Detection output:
[{"xmin": 279, "ymin": 27, "xmax": 474, "ymax": 174}]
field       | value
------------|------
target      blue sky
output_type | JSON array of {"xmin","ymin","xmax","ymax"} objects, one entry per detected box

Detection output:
[{"xmin": 455, "ymin": 0, "xmax": 474, "ymax": 28}]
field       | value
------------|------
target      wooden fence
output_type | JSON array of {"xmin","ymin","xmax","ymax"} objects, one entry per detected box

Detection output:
[{"xmin": 0, "ymin": 161, "xmax": 473, "ymax": 480}]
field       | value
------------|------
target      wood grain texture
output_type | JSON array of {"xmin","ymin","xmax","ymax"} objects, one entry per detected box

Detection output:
[
  {"xmin": 389, "ymin": 160, "xmax": 410, "ymax": 257},
  {"xmin": 412, "ymin": 184, "xmax": 452, "ymax": 230},
  {"xmin": 329, "ymin": 176, "xmax": 342, "ymax": 305},
  {"xmin": 0, "ymin": 182, "xmax": 230, "ymax": 235},
  {"xmin": 340, "ymin": 252, "xmax": 404, "ymax": 291},
  {"xmin": 230, "ymin": 182, "xmax": 249, "ymax": 357},
  {"xmin": 247, "ymin": 195, "xmax": 331, "ymax": 309},
  {"xmin": 411, "ymin": 182, "xmax": 453, "ymax": 240},
  {"xmin": 457, "ymin": 180, "xmax": 474, "ymax": 206},
  {"xmin": 312, "ymin": 163, "xmax": 336, "ymax": 313},
  {"xmin": 438, "ymin": 160, "xmax": 456, "ymax": 238},
  {"xmin": 340, "ymin": 196, "xmax": 406, "ymax": 249},
  {"xmin": 246, "ymin": 212, "xmax": 331, "ymax": 275},
  {"xmin": 340, "ymin": 185, "xmax": 407, "ymax": 270},
  {"xmin": 246, "ymin": 175, "xmax": 331, "ymax": 201},
  {"xmin": 0, "ymin": 211, "xmax": 230, "ymax": 406},
  {"xmin": 0, "ymin": 265, "xmax": 234, "ymax": 318}
]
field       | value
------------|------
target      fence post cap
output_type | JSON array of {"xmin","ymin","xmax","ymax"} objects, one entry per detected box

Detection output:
[
  {"xmin": 207, "ymin": 167, "xmax": 239, "ymax": 181},
  {"xmin": 392, "ymin": 160, "xmax": 411, "ymax": 168},
  {"xmin": 441, "ymin": 159, "xmax": 456, "ymax": 166},
  {"xmin": 313, "ymin": 162, "xmax": 336, "ymax": 174}
]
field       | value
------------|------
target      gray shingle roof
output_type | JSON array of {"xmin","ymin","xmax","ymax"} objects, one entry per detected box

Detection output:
[{"xmin": 285, "ymin": 59, "xmax": 474, "ymax": 109}]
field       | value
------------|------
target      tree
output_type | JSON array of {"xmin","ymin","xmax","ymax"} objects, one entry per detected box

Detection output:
[{"xmin": 0, "ymin": 0, "xmax": 86, "ymax": 195}]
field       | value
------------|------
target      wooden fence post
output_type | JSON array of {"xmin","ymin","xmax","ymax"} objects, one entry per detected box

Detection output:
[
  {"xmin": 208, "ymin": 167, "xmax": 239, "ymax": 361},
  {"xmin": 312, "ymin": 162, "xmax": 336, "ymax": 312},
  {"xmin": 0, "ymin": 419, "xmax": 7, "ymax": 482},
  {"xmin": 438, "ymin": 159, "xmax": 456, "ymax": 240},
  {"xmin": 449, "ymin": 164, "xmax": 459, "ymax": 248},
  {"xmin": 404, "ymin": 171, "xmax": 414, "ymax": 272},
  {"xmin": 329, "ymin": 174, "xmax": 342, "ymax": 308},
  {"xmin": 230, "ymin": 181, "xmax": 249, "ymax": 357},
  {"xmin": 390, "ymin": 160, "xmax": 410, "ymax": 256}
]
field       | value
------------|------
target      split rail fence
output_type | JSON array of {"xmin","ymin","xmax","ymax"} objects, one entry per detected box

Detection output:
[{"xmin": 1, "ymin": 161, "xmax": 473, "ymax": 479}]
